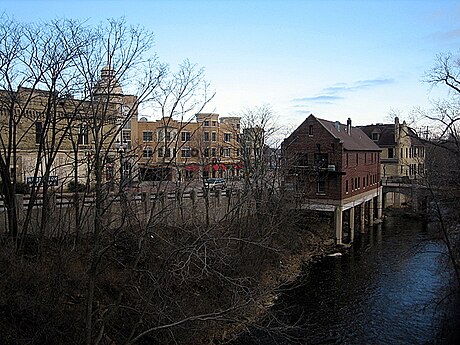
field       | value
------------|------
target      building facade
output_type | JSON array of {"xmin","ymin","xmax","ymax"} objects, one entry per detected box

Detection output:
[
  {"xmin": 282, "ymin": 114, "xmax": 382, "ymax": 244},
  {"xmin": 0, "ymin": 65, "xmax": 137, "ymax": 190},
  {"xmin": 131, "ymin": 113, "xmax": 242, "ymax": 182},
  {"xmin": 359, "ymin": 117, "xmax": 426, "ymax": 182}
]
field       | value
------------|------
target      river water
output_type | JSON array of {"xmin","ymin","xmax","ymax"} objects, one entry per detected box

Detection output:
[{"xmin": 234, "ymin": 215, "xmax": 460, "ymax": 345}]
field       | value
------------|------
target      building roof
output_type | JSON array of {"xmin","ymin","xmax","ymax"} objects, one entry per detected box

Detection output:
[
  {"xmin": 359, "ymin": 122, "xmax": 424, "ymax": 147},
  {"xmin": 359, "ymin": 124, "xmax": 395, "ymax": 146},
  {"xmin": 314, "ymin": 115, "xmax": 381, "ymax": 151}
]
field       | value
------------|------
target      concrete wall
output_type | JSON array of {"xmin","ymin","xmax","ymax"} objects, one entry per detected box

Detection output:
[{"xmin": 0, "ymin": 189, "xmax": 255, "ymax": 235}]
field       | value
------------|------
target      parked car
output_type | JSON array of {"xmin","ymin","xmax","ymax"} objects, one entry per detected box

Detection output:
[{"xmin": 204, "ymin": 178, "xmax": 226, "ymax": 191}]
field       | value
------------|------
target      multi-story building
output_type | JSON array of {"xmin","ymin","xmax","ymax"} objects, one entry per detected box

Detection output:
[
  {"xmin": 0, "ymin": 65, "xmax": 137, "ymax": 189},
  {"xmin": 132, "ymin": 113, "xmax": 241, "ymax": 182},
  {"xmin": 282, "ymin": 114, "xmax": 382, "ymax": 244},
  {"xmin": 359, "ymin": 117, "xmax": 426, "ymax": 182}
]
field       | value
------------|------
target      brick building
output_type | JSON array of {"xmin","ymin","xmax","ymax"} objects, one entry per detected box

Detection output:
[
  {"xmin": 282, "ymin": 114, "xmax": 382, "ymax": 244},
  {"xmin": 131, "ymin": 113, "xmax": 242, "ymax": 182},
  {"xmin": 0, "ymin": 65, "xmax": 137, "ymax": 189}
]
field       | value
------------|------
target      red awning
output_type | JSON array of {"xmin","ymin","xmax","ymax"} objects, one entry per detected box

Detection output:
[
  {"xmin": 185, "ymin": 164, "xmax": 200, "ymax": 172},
  {"xmin": 219, "ymin": 164, "xmax": 227, "ymax": 171},
  {"xmin": 212, "ymin": 164, "xmax": 219, "ymax": 171}
]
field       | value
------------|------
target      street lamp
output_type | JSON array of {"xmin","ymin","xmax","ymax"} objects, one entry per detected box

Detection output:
[{"xmin": 115, "ymin": 139, "xmax": 128, "ymax": 191}]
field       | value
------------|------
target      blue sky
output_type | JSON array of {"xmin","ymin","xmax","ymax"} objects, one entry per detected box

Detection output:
[{"xmin": 2, "ymin": 0, "xmax": 460, "ymax": 129}]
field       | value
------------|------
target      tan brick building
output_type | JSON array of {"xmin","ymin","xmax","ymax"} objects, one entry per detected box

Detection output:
[
  {"xmin": 359, "ymin": 117, "xmax": 426, "ymax": 182},
  {"xmin": 130, "ymin": 113, "xmax": 242, "ymax": 182},
  {"xmin": 0, "ymin": 65, "xmax": 137, "ymax": 189}
]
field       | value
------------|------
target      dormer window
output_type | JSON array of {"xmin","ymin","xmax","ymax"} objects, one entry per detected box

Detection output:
[{"xmin": 372, "ymin": 132, "xmax": 380, "ymax": 141}]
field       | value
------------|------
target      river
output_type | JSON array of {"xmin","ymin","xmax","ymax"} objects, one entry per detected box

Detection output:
[{"xmin": 233, "ymin": 215, "xmax": 460, "ymax": 345}]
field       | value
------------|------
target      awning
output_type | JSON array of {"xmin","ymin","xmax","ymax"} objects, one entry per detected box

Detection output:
[{"xmin": 185, "ymin": 164, "xmax": 200, "ymax": 172}]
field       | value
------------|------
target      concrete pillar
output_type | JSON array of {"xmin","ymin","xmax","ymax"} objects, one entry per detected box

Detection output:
[
  {"xmin": 15, "ymin": 194, "xmax": 25, "ymax": 226},
  {"xmin": 412, "ymin": 189, "xmax": 418, "ymax": 212},
  {"xmin": 334, "ymin": 206, "xmax": 343, "ymax": 245},
  {"xmin": 377, "ymin": 191, "xmax": 383, "ymax": 219},
  {"xmin": 349, "ymin": 206, "xmax": 355, "ymax": 243},
  {"xmin": 369, "ymin": 198, "xmax": 374, "ymax": 226},
  {"xmin": 360, "ymin": 203, "xmax": 365, "ymax": 233},
  {"xmin": 395, "ymin": 192, "xmax": 401, "ymax": 208}
]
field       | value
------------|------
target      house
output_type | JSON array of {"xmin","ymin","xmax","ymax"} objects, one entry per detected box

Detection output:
[
  {"xmin": 282, "ymin": 114, "xmax": 382, "ymax": 244},
  {"xmin": 358, "ymin": 117, "xmax": 426, "ymax": 182}
]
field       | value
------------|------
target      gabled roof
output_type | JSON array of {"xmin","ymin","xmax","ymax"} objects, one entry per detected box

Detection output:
[
  {"xmin": 313, "ymin": 115, "xmax": 381, "ymax": 151},
  {"xmin": 359, "ymin": 124, "xmax": 395, "ymax": 146},
  {"xmin": 359, "ymin": 122, "xmax": 424, "ymax": 147}
]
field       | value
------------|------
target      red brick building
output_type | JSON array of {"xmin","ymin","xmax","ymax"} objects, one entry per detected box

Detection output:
[{"xmin": 282, "ymin": 114, "xmax": 383, "ymax": 244}]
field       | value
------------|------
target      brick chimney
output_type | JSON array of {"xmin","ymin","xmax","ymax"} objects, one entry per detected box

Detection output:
[{"xmin": 347, "ymin": 118, "xmax": 352, "ymax": 135}]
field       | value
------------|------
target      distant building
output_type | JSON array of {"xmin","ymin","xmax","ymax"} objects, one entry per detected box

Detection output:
[
  {"xmin": 359, "ymin": 117, "xmax": 426, "ymax": 182},
  {"xmin": 0, "ymin": 65, "xmax": 137, "ymax": 189},
  {"xmin": 282, "ymin": 114, "xmax": 382, "ymax": 244},
  {"xmin": 132, "ymin": 113, "xmax": 242, "ymax": 182}
]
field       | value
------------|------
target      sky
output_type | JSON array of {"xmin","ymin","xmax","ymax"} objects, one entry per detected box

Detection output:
[{"xmin": 2, "ymin": 0, "xmax": 460, "ymax": 130}]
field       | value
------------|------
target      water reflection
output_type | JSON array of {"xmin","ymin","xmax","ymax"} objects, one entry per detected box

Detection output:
[{"xmin": 234, "ymin": 216, "xmax": 460, "ymax": 345}]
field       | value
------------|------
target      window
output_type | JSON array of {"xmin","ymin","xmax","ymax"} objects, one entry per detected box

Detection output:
[
  {"xmin": 122, "ymin": 130, "xmax": 131, "ymax": 143},
  {"xmin": 212, "ymin": 121, "xmax": 217, "ymax": 126},
  {"xmin": 388, "ymin": 148, "xmax": 394, "ymax": 158},
  {"xmin": 356, "ymin": 153, "xmax": 359, "ymax": 165},
  {"xmin": 204, "ymin": 132, "xmax": 210, "ymax": 141},
  {"xmin": 143, "ymin": 131, "xmax": 153, "ymax": 142},
  {"xmin": 204, "ymin": 120, "xmax": 210, "ymax": 126},
  {"xmin": 314, "ymin": 153, "xmax": 328, "ymax": 168},
  {"xmin": 181, "ymin": 131, "xmax": 191, "ymax": 142},
  {"xmin": 181, "ymin": 147, "xmax": 191, "ymax": 158},
  {"xmin": 211, "ymin": 132, "xmax": 217, "ymax": 141},
  {"xmin": 211, "ymin": 148, "xmax": 217, "ymax": 157},
  {"xmin": 35, "ymin": 121, "xmax": 43, "ymax": 144},
  {"xmin": 165, "ymin": 131, "xmax": 171, "ymax": 141},
  {"xmin": 164, "ymin": 148, "xmax": 171, "ymax": 157},
  {"xmin": 78, "ymin": 123, "xmax": 89, "ymax": 145},
  {"xmin": 223, "ymin": 148, "xmax": 230, "ymax": 157},
  {"xmin": 204, "ymin": 148, "xmax": 209, "ymax": 157},
  {"xmin": 157, "ymin": 130, "xmax": 164, "ymax": 141},
  {"xmin": 345, "ymin": 180, "xmax": 349, "ymax": 193},
  {"xmin": 297, "ymin": 153, "xmax": 308, "ymax": 166},
  {"xmin": 309, "ymin": 125, "xmax": 313, "ymax": 136},
  {"xmin": 372, "ymin": 132, "xmax": 380, "ymax": 141},
  {"xmin": 158, "ymin": 147, "xmax": 163, "ymax": 157},
  {"xmin": 143, "ymin": 147, "xmax": 153, "ymax": 158},
  {"xmin": 224, "ymin": 133, "xmax": 231, "ymax": 142},
  {"xmin": 317, "ymin": 180, "xmax": 326, "ymax": 194}
]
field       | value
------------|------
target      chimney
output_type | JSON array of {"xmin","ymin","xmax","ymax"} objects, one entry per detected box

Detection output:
[
  {"xmin": 347, "ymin": 118, "xmax": 352, "ymax": 135},
  {"xmin": 394, "ymin": 117, "xmax": 399, "ymax": 143}
]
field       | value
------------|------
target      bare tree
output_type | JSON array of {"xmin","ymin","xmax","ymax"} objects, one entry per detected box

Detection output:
[{"xmin": 422, "ymin": 52, "xmax": 460, "ymax": 288}]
